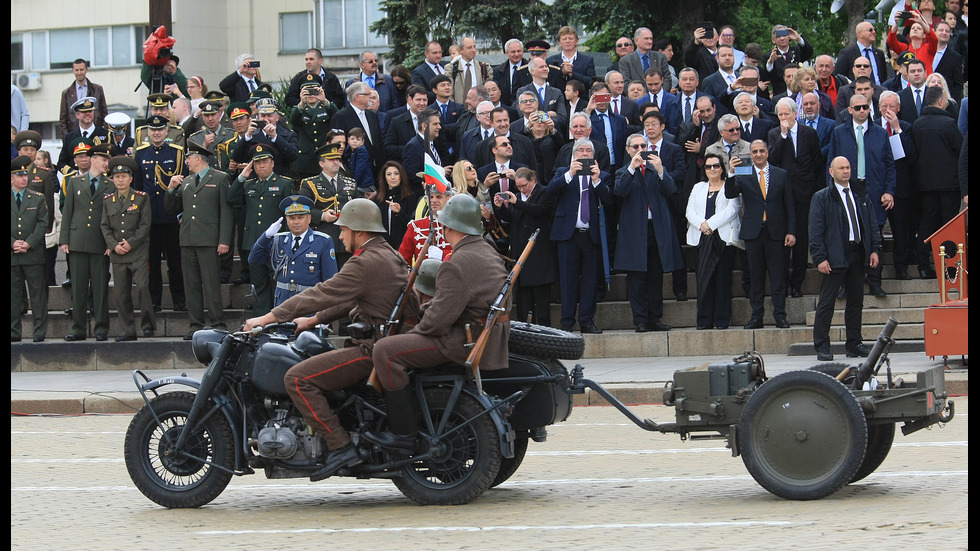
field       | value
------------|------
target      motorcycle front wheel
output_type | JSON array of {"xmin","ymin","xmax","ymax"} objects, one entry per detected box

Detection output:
[
  {"xmin": 124, "ymin": 391, "xmax": 235, "ymax": 508},
  {"xmin": 393, "ymin": 387, "xmax": 501, "ymax": 505}
]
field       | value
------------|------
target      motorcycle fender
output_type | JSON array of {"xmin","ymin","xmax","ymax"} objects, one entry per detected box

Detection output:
[{"xmin": 470, "ymin": 392, "xmax": 516, "ymax": 459}]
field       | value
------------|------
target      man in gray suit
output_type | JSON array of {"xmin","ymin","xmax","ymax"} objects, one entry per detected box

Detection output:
[{"xmin": 619, "ymin": 27, "xmax": 673, "ymax": 92}]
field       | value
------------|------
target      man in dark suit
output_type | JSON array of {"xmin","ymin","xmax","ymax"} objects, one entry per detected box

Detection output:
[
  {"xmin": 330, "ymin": 82, "xmax": 385, "ymax": 174},
  {"xmin": 493, "ymin": 39, "xmax": 528, "ymax": 107},
  {"xmin": 810, "ymin": 156, "xmax": 882, "ymax": 361},
  {"xmin": 826, "ymin": 93, "xmax": 896, "ymax": 296},
  {"xmin": 720, "ymin": 66, "xmax": 777, "ymax": 124},
  {"xmin": 878, "ymin": 91, "xmax": 918, "ymax": 281},
  {"xmin": 640, "ymin": 111, "xmax": 686, "ymax": 184},
  {"xmin": 285, "ymin": 49, "xmax": 346, "ymax": 109},
  {"xmin": 768, "ymin": 97, "xmax": 823, "ymax": 298},
  {"xmin": 700, "ymin": 45, "xmax": 740, "ymax": 108},
  {"xmin": 515, "ymin": 57, "xmax": 568, "ymax": 128},
  {"xmin": 684, "ymin": 26, "xmax": 720, "ymax": 91},
  {"xmin": 897, "ymin": 59, "xmax": 930, "ymax": 124},
  {"xmin": 344, "ymin": 51, "xmax": 399, "ymax": 113},
  {"xmin": 473, "ymin": 107, "xmax": 537, "ymax": 175},
  {"xmin": 428, "ymin": 74, "xmax": 465, "ymax": 148},
  {"xmin": 675, "ymin": 68, "xmax": 711, "ymax": 129},
  {"xmin": 800, "ymin": 92, "xmax": 836, "ymax": 162},
  {"xmin": 555, "ymin": 113, "xmax": 611, "ymax": 180},
  {"xmin": 725, "ymin": 139, "xmax": 796, "ymax": 328},
  {"xmin": 478, "ymin": 136, "xmax": 529, "ymax": 223},
  {"xmin": 544, "ymin": 138, "xmax": 613, "ymax": 333},
  {"xmin": 614, "ymin": 134, "xmax": 684, "ymax": 332},
  {"xmin": 402, "ymin": 109, "xmax": 451, "ymax": 197},
  {"xmin": 547, "ymin": 26, "xmax": 597, "ymax": 87},
  {"xmin": 230, "ymin": 99, "xmax": 299, "ymax": 178},
  {"xmin": 836, "ymin": 66, "xmax": 888, "ymax": 116},
  {"xmin": 619, "ymin": 27, "xmax": 673, "ymax": 91},
  {"xmin": 604, "ymin": 70, "xmax": 641, "ymax": 126},
  {"xmin": 675, "ymin": 95, "xmax": 720, "ymax": 194},
  {"xmin": 411, "ymin": 40, "xmax": 449, "ymax": 89},
  {"xmin": 219, "ymin": 53, "xmax": 263, "ymax": 106},
  {"xmin": 834, "ymin": 22, "xmax": 888, "ymax": 86},
  {"xmin": 933, "ymin": 22, "xmax": 965, "ymax": 101},
  {"xmin": 383, "ymin": 84, "xmax": 429, "ymax": 161},
  {"xmin": 638, "ymin": 68, "xmax": 682, "ymax": 135},
  {"xmin": 588, "ymin": 83, "xmax": 629, "ymax": 171},
  {"xmin": 459, "ymin": 101, "xmax": 496, "ymax": 163},
  {"xmin": 732, "ymin": 91, "xmax": 775, "ymax": 144},
  {"xmin": 762, "ymin": 25, "xmax": 814, "ymax": 97}
]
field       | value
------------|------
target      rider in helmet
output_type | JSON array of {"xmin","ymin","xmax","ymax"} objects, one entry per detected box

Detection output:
[
  {"xmin": 365, "ymin": 194, "xmax": 510, "ymax": 453},
  {"xmin": 244, "ymin": 198, "xmax": 419, "ymax": 481}
]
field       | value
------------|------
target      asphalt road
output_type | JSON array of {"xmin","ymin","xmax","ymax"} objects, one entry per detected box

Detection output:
[{"xmin": 11, "ymin": 398, "xmax": 968, "ymax": 550}]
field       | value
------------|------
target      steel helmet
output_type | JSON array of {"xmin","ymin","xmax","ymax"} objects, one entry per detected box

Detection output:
[
  {"xmin": 414, "ymin": 258, "xmax": 442, "ymax": 296},
  {"xmin": 335, "ymin": 198, "xmax": 387, "ymax": 233},
  {"xmin": 437, "ymin": 194, "xmax": 483, "ymax": 235}
]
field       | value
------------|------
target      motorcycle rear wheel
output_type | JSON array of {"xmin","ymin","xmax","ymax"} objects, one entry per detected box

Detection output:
[
  {"xmin": 124, "ymin": 391, "xmax": 235, "ymax": 508},
  {"xmin": 393, "ymin": 387, "xmax": 501, "ymax": 505}
]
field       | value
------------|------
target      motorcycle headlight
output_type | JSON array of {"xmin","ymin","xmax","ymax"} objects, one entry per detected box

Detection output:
[{"xmin": 192, "ymin": 329, "xmax": 225, "ymax": 365}]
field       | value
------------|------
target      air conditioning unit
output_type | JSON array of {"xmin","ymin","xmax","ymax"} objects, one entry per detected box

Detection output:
[{"xmin": 14, "ymin": 72, "xmax": 42, "ymax": 91}]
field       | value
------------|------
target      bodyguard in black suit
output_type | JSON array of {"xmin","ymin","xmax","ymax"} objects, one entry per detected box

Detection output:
[
  {"xmin": 544, "ymin": 139, "xmax": 613, "ymax": 333},
  {"xmin": 725, "ymin": 140, "xmax": 796, "ymax": 328},
  {"xmin": 768, "ymin": 98, "xmax": 823, "ymax": 297},
  {"xmin": 897, "ymin": 60, "xmax": 930, "ymax": 124},
  {"xmin": 810, "ymin": 157, "xmax": 881, "ymax": 361}
]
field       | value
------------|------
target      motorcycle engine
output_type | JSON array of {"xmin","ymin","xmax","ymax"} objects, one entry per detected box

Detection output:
[{"xmin": 256, "ymin": 410, "xmax": 322, "ymax": 461}]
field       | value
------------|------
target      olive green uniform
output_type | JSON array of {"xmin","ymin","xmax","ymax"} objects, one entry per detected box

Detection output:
[
  {"xmin": 299, "ymin": 172, "xmax": 362, "ymax": 268},
  {"xmin": 164, "ymin": 167, "xmax": 233, "ymax": 331},
  {"xmin": 289, "ymin": 102, "xmax": 337, "ymax": 178},
  {"xmin": 12, "ymin": 189, "xmax": 49, "ymax": 340},
  {"xmin": 188, "ymin": 125, "xmax": 236, "ymax": 171},
  {"xmin": 59, "ymin": 173, "xmax": 115, "ymax": 338},
  {"xmin": 101, "ymin": 189, "xmax": 155, "ymax": 337}
]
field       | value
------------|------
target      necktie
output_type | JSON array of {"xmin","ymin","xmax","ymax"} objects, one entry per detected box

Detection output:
[
  {"xmin": 484, "ymin": 129, "xmax": 492, "ymax": 140},
  {"xmin": 885, "ymin": 121, "xmax": 892, "ymax": 136},
  {"xmin": 863, "ymin": 48, "xmax": 877, "ymax": 84},
  {"xmin": 744, "ymin": 123, "xmax": 751, "ymax": 135},
  {"xmin": 759, "ymin": 169, "xmax": 767, "ymax": 221},
  {"xmin": 599, "ymin": 113, "xmax": 615, "ymax": 164},
  {"xmin": 90, "ymin": 177, "xmax": 97, "ymax": 196},
  {"xmin": 843, "ymin": 187, "xmax": 861, "ymax": 242},
  {"xmin": 511, "ymin": 64, "xmax": 518, "ymax": 86},
  {"xmin": 641, "ymin": 54, "xmax": 650, "ymax": 72},
  {"xmin": 16, "ymin": 192, "xmax": 22, "ymax": 209},
  {"xmin": 431, "ymin": 143, "xmax": 441, "ymax": 165},
  {"xmin": 684, "ymin": 96, "xmax": 693, "ymax": 123},
  {"xmin": 915, "ymin": 89, "xmax": 922, "ymax": 114},
  {"xmin": 248, "ymin": 79, "xmax": 256, "ymax": 92},
  {"xmin": 650, "ymin": 93, "xmax": 658, "ymax": 109},
  {"xmin": 726, "ymin": 143, "xmax": 734, "ymax": 156},
  {"xmin": 82, "ymin": 130, "xmax": 89, "ymax": 138},
  {"xmin": 293, "ymin": 235, "xmax": 301, "ymax": 253},
  {"xmin": 612, "ymin": 98, "xmax": 619, "ymax": 115},
  {"xmin": 538, "ymin": 86, "xmax": 546, "ymax": 106},
  {"xmin": 367, "ymin": 75, "xmax": 375, "ymax": 89},
  {"xmin": 464, "ymin": 63, "xmax": 473, "ymax": 89},
  {"xmin": 580, "ymin": 175, "xmax": 591, "ymax": 224},
  {"xmin": 856, "ymin": 124, "xmax": 866, "ymax": 179},
  {"xmin": 435, "ymin": 64, "xmax": 442, "ymax": 75},
  {"xmin": 441, "ymin": 103, "xmax": 448, "ymax": 119},
  {"xmin": 499, "ymin": 165, "xmax": 509, "ymax": 193}
]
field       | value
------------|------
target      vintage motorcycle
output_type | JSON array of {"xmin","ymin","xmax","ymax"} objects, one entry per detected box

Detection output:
[{"xmin": 123, "ymin": 321, "xmax": 580, "ymax": 508}]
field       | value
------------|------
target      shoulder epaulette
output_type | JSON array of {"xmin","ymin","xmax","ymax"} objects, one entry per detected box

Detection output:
[
  {"xmin": 133, "ymin": 190, "xmax": 147, "ymax": 196},
  {"xmin": 168, "ymin": 143, "xmax": 184, "ymax": 150},
  {"xmin": 26, "ymin": 189, "xmax": 44, "ymax": 196},
  {"xmin": 312, "ymin": 230, "xmax": 332, "ymax": 239},
  {"xmin": 136, "ymin": 142, "xmax": 152, "ymax": 151}
]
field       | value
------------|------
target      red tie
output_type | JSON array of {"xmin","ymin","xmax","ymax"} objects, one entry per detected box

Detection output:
[
  {"xmin": 435, "ymin": 64, "xmax": 442, "ymax": 75},
  {"xmin": 886, "ymin": 122, "xmax": 892, "ymax": 136}
]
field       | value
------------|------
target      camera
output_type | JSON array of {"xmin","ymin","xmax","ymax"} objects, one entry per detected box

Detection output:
[
  {"xmin": 734, "ymin": 155, "xmax": 753, "ymax": 175},
  {"xmin": 538, "ymin": 112, "xmax": 549, "ymax": 121},
  {"xmin": 577, "ymin": 158, "xmax": 595, "ymax": 176},
  {"xmin": 495, "ymin": 192, "xmax": 509, "ymax": 201},
  {"xmin": 594, "ymin": 93, "xmax": 611, "ymax": 104},
  {"xmin": 640, "ymin": 150, "xmax": 657, "ymax": 160},
  {"xmin": 248, "ymin": 60, "xmax": 261, "ymax": 68}
]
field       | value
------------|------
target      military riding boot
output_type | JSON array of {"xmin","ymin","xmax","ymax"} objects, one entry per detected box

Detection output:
[{"xmin": 363, "ymin": 388, "xmax": 418, "ymax": 452}]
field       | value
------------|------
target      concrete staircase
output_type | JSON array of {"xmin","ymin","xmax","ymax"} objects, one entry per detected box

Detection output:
[{"xmin": 14, "ymin": 244, "xmax": 939, "ymax": 371}]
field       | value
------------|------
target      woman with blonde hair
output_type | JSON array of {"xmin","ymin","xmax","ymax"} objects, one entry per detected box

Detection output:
[
  {"xmin": 790, "ymin": 67, "xmax": 833, "ymax": 118},
  {"xmin": 924, "ymin": 72, "xmax": 960, "ymax": 117}
]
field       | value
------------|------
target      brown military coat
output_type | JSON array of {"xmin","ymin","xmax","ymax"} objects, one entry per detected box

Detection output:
[{"xmin": 410, "ymin": 234, "xmax": 510, "ymax": 370}]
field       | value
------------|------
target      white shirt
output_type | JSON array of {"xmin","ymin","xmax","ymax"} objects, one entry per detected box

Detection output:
[{"xmin": 834, "ymin": 181, "xmax": 861, "ymax": 241}]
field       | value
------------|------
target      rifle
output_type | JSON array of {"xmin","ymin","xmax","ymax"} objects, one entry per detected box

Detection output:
[{"xmin": 464, "ymin": 228, "xmax": 540, "ymax": 393}]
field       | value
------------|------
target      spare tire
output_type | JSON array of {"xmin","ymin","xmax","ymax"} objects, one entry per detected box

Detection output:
[{"xmin": 508, "ymin": 322, "xmax": 585, "ymax": 360}]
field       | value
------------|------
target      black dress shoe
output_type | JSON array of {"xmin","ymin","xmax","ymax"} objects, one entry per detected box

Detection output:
[
  {"xmin": 649, "ymin": 320, "xmax": 671, "ymax": 331},
  {"xmin": 634, "ymin": 323, "xmax": 648, "ymax": 333},
  {"xmin": 152, "ymin": 304, "xmax": 162, "ymax": 313},
  {"xmin": 894, "ymin": 268, "xmax": 912, "ymax": 280},
  {"xmin": 743, "ymin": 319, "xmax": 764, "ymax": 329},
  {"xmin": 560, "ymin": 324, "xmax": 574, "ymax": 332},
  {"xmin": 846, "ymin": 343, "xmax": 872, "ymax": 358},
  {"xmin": 143, "ymin": 329, "xmax": 155, "ymax": 338},
  {"xmin": 183, "ymin": 331, "xmax": 196, "ymax": 340},
  {"xmin": 775, "ymin": 319, "xmax": 791, "ymax": 328},
  {"xmin": 675, "ymin": 293, "xmax": 688, "ymax": 301},
  {"xmin": 219, "ymin": 276, "xmax": 230, "ymax": 284},
  {"xmin": 64, "ymin": 334, "xmax": 85, "ymax": 341},
  {"xmin": 580, "ymin": 323, "xmax": 603, "ymax": 334},
  {"xmin": 231, "ymin": 277, "xmax": 251, "ymax": 285},
  {"xmin": 790, "ymin": 287, "xmax": 803, "ymax": 298},
  {"xmin": 869, "ymin": 285, "xmax": 887, "ymax": 297},
  {"xmin": 310, "ymin": 444, "xmax": 363, "ymax": 482},
  {"xmin": 33, "ymin": 336, "xmax": 45, "ymax": 343},
  {"xmin": 96, "ymin": 334, "xmax": 108, "ymax": 342},
  {"xmin": 115, "ymin": 335, "xmax": 137, "ymax": 342},
  {"xmin": 837, "ymin": 287, "xmax": 846, "ymax": 300},
  {"xmin": 817, "ymin": 343, "xmax": 834, "ymax": 361},
  {"xmin": 174, "ymin": 303, "xmax": 187, "ymax": 312},
  {"xmin": 919, "ymin": 267, "xmax": 937, "ymax": 279},
  {"xmin": 715, "ymin": 325, "xmax": 729, "ymax": 330},
  {"xmin": 61, "ymin": 279, "xmax": 72, "ymax": 288},
  {"xmin": 697, "ymin": 324, "xmax": 712, "ymax": 330}
]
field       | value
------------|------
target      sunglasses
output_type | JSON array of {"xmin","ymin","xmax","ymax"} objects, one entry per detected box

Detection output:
[
  {"xmin": 851, "ymin": 104, "xmax": 871, "ymax": 111},
  {"xmin": 627, "ymin": 143, "xmax": 647, "ymax": 149},
  {"xmin": 616, "ymin": 42, "xmax": 632, "ymax": 48},
  {"xmin": 853, "ymin": 63, "xmax": 872, "ymax": 68},
  {"xmin": 704, "ymin": 163, "xmax": 723, "ymax": 169},
  {"xmin": 723, "ymin": 127, "xmax": 741, "ymax": 133}
]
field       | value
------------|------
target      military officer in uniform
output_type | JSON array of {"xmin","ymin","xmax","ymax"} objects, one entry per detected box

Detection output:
[
  {"xmin": 366, "ymin": 194, "xmax": 509, "ymax": 453},
  {"xmin": 243, "ymin": 198, "xmax": 418, "ymax": 482},
  {"xmin": 188, "ymin": 100, "xmax": 236, "ymax": 171},
  {"xmin": 298, "ymin": 142, "xmax": 362, "ymax": 269},
  {"xmin": 289, "ymin": 73, "xmax": 338, "ymax": 181},
  {"xmin": 228, "ymin": 144, "xmax": 294, "ymax": 316},
  {"xmin": 215, "ymin": 102, "xmax": 254, "ymax": 284},
  {"xmin": 165, "ymin": 142, "xmax": 233, "ymax": 338},
  {"xmin": 14, "ymin": 130, "xmax": 57, "ymax": 298},
  {"xmin": 134, "ymin": 93, "xmax": 185, "ymax": 149},
  {"xmin": 11, "ymin": 156, "xmax": 50, "ymax": 342},
  {"xmin": 101, "ymin": 156, "xmax": 155, "ymax": 340},
  {"xmin": 134, "ymin": 115, "xmax": 187, "ymax": 312},
  {"xmin": 105, "ymin": 112, "xmax": 136, "ymax": 157},
  {"xmin": 249, "ymin": 195, "xmax": 338, "ymax": 306},
  {"xmin": 59, "ymin": 144, "xmax": 116, "ymax": 341},
  {"xmin": 56, "ymin": 97, "xmax": 109, "ymax": 174},
  {"xmin": 58, "ymin": 138, "xmax": 97, "ymax": 289}
]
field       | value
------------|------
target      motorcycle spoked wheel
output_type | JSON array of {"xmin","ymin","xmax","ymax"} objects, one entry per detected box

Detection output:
[
  {"xmin": 124, "ymin": 391, "xmax": 235, "ymax": 508},
  {"xmin": 393, "ymin": 387, "xmax": 501, "ymax": 505}
]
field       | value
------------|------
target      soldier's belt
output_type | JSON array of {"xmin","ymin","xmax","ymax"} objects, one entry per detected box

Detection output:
[{"xmin": 276, "ymin": 282, "xmax": 315, "ymax": 293}]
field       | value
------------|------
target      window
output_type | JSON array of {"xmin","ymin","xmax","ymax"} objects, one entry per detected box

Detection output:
[
  {"xmin": 313, "ymin": 0, "xmax": 387, "ymax": 51},
  {"xmin": 10, "ymin": 25, "xmax": 143, "ymax": 71},
  {"xmin": 281, "ymin": 12, "xmax": 313, "ymax": 54}
]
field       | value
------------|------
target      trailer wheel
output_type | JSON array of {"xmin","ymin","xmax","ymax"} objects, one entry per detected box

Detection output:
[
  {"xmin": 508, "ymin": 322, "xmax": 585, "ymax": 360},
  {"xmin": 737, "ymin": 370, "xmax": 867, "ymax": 500}
]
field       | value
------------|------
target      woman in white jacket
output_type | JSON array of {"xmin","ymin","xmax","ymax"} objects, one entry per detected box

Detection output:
[{"xmin": 686, "ymin": 152, "xmax": 743, "ymax": 330}]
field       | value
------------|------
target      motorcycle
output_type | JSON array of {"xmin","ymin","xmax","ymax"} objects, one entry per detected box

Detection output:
[{"xmin": 123, "ymin": 321, "xmax": 579, "ymax": 508}]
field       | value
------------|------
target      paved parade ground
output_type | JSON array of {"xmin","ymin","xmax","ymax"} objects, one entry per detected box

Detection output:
[{"xmin": 11, "ymin": 397, "xmax": 967, "ymax": 550}]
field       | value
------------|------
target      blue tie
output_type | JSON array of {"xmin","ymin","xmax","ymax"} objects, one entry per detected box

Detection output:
[
  {"xmin": 538, "ymin": 86, "xmax": 546, "ymax": 106},
  {"xmin": 441, "ymin": 103, "xmax": 448, "ymax": 119},
  {"xmin": 599, "ymin": 113, "xmax": 614, "ymax": 164},
  {"xmin": 367, "ymin": 75, "xmax": 375, "ymax": 89},
  {"xmin": 641, "ymin": 54, "xmax": 650, "ymax": 72}
]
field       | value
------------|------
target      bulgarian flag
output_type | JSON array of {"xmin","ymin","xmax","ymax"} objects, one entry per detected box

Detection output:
[{"xmin": 423, "ymin": 152, "xmax": 449, "ymax": 193}]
